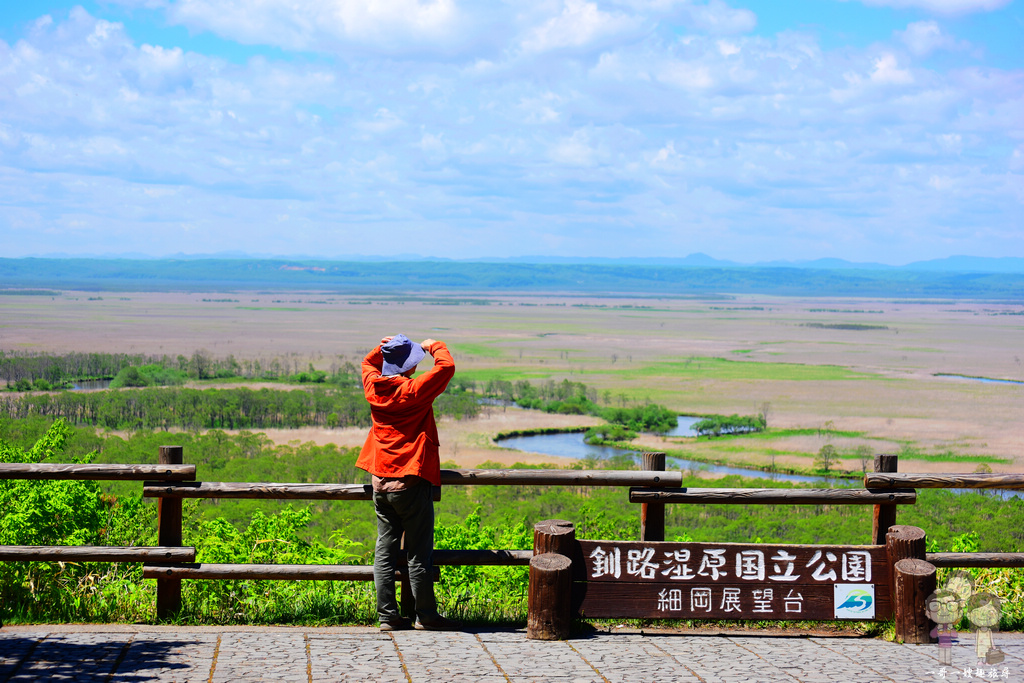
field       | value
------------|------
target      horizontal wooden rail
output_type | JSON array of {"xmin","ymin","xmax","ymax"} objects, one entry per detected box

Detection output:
[
  {"xmin": 0, "ymin": 546, "xmax": 196, "ymax": 562},
  {"xmin": 434, "ymin": 549, "xmax": 533, "ymax": 566},
  {"xmin": 926, "ymin": 552, "xmax": 1024, "ymax": 568},
  {"xmin": 145, "ymin": 482, "xmax": 371, "ymax": 500},
  {"xmin": 865, "ymin": 473, "xmax": 1024, "ymax": 489},
  {"xmin": 143, "ymin": 482, "xmax": 442, "ymax": 501},
  {"xmin": 629, "ymin": 487, "xmax": 917, "ymax": 505},
  {"xmin": 142, "ymin": 564, "xmax": 439, "ymax": 581},
  {"xmin": 440, "ymin": 469, "xmax": 681, "ymax": 486},
  {"xmin": 0, "ymin": 463, "xmax": 196, "ymax": 481},
  {"xmin": 140, "ymin": 550, "xmax": 533, "ymax": 581}
]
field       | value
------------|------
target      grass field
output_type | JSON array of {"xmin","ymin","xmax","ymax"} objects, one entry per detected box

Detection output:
[{"xmin": 1, "ymin": 290, "xmax": 1022, "ymax": 472}]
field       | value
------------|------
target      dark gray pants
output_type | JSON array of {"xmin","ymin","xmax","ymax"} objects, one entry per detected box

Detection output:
[{"xmin": 372, "ymin": 481, "xmax": 438, "ymax": 623}]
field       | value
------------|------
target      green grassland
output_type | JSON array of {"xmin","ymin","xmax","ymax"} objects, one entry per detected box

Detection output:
[
  {"xmin": 600, "ymin": 357, "xmax": 876, "ymax": 382},
  {"xmin": 458, "ymin": 356, "xmax": 879, "ymax": 399},
  {"xmin": 448, "ymin": 341, "xmax": 506, "ymax": 358}
]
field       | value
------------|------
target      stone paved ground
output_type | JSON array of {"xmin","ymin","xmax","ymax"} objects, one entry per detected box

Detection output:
[{"xmin": 1, "ymin": 625, "xmax": 1022, "ymax": 682}]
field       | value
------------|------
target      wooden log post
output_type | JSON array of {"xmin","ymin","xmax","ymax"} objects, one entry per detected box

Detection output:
[
  {"xmin": 533, "ymin": 520, "xmax": 576, "ymax": 556},
  {"xmin": 887, "ymin": 525, "xmax": 930, "ymax": 644},
  {"xmin": 872, "ymin": 454, "xmax": 899, "ymax": 544},
  {"xmin": 527, "ymin": 553, "xmax": 572, "ymax": 640},
  {"xmin": 640, "ymin": 452, "xmax": 666, "ymax": 542},
  {"xmin": 156, "ymin": 445, "xmax": 184, "ymax": 620},
  {"xmin": 529, "ymin": 519, "xmax": 577, "ymax": 639},
  {"xmin": 894, "ymin": 558, "xmax": 937, "ymax": 644},
  {"xmin": 886, "ymin": 524, "xmax": 926, "ymax": 601}
]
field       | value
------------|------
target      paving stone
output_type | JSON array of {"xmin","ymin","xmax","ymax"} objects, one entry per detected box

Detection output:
[
  {"xmin": 307, "ymin": 633, "xmax": 406, "ymax": 682},
  {"xmin": 209, "ymin": 632, "xmax": 309, "ymax": 683},
  {"xmin": 113, "ymin": 633, "xmax": 219, "ymax": 682},
  {"xmin": 570, "ymin": 634, "xmax": 702, "ymax": 683},
  {"xmin": 0, "ymin": 626, "xmax": 1022, "ymax": 682},
  {"xmin": 482, "ymin": 635, "xmax": 599, "ymax": 681}
]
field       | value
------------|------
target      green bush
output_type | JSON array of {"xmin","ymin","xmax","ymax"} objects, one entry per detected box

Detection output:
[
  {"xmin": 584, "ymin": 424, "xmax": 637, "ymax": 444},
  {"xmin": 0, "ymin": 419, "xmax": 155, "ymax": 622}
]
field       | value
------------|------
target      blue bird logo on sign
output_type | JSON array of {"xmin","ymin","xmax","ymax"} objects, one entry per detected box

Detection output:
[{"xmin": 838, "ymin": 590, "xmax": 874, "ymax": 612}]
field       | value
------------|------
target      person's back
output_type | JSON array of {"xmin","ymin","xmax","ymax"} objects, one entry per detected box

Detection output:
[
  {"xmin": 357, "ymin": 336, "xmax": 453, "ymax": 485},
  {"xmin": 356, "ymin": 334, "xmax": 459, "ymax": 631}
]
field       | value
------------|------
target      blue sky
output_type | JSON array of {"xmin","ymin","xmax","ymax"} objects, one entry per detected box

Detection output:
[{"xmin": 0, "ymin": 0, "xmax": 1021, "ymax": 264}]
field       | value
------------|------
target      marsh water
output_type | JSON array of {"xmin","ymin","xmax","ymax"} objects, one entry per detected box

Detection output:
[
  {"xmin": 496, "ymin": 419, "xmax": 838, "ymax": 486},
  {"xmin": 71, "ymin": 379, "xmax": 113, "ymax": 390},
  {"xmin": 495, "ymin": 416, "xmax": 1022, "ymax": 497}
]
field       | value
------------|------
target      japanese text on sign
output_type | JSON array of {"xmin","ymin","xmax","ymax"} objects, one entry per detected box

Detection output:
[{"xmin": 588, "ymin": 545, "xmax": 872, "ymax": 583}]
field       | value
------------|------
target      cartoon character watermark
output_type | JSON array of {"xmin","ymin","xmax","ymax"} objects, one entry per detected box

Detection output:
[
  {"xmin": 966, "ymin": 591, "xmax": 1005, "ymax": 666},
  {"xmin": 923, "ymin": 569, "xmax": 1015, "ymax": 680},
  {"xmin": 925, "ymin": 571, "xmax": 974, "ymax": 666}
]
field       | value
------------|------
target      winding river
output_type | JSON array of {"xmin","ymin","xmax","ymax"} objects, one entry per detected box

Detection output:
[{"xmin": 496, "ymin": 416, "xmax": 1022, "ymax": 498}]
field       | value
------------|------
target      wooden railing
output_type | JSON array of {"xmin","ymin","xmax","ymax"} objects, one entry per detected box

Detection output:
[
  {"xmin": 865, "ymin": 470, "xmax": 1024, "ymax": 569},
  {"xmin": 3, "ymin": 447, "xmax": 1022, "ymax": 631}
]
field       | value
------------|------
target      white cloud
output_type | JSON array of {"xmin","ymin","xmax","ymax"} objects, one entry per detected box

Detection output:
[
  {"xmin": 1011, "ymin": 147, "xmax": 1024, "ymax": 172},
  {"xmin": 167, "ymin": 0, "xmax": 463, "ymax": 54},
  {"xmin": 871, "ymin": 53, "xmax": 914, "ymax": 85},
  {"xmin": 848, "ymin": 0, "xmax": 1012, "ymax": 15},
  {"xmin": 417, "ymin": 131, "xmax": 446, "ymax": 154},
  {"xmin": 519, "ymin": 93, "xmax": 564, "ymax": 124},
  {"xmin": 681, "ymin": 0, "xmax": 756, "ymax": 35},
  {"xmin": 520, "ymin": 0, "xmax": 643, "ymax": 54},
  {"xmin": 897, "ymin": 21, "xmax": 966, "ymax": 56},
  {"xmin": 355, "ymin": 109, "xmax": 404, "ymax": 135},
  {"xmin": 550, "ymin": 129, "xmax": 599, "ymax": 166},
  {"xmin": 657, "ymin": 59, "xmax": 715, "ymax": 89},
  {"xmin": 0, "ymin": 6, "xmax": 1021, "ymax": 262},
  {"xmin": 717, "ymin": 40, "xmax": 741, "ymax": 57}
]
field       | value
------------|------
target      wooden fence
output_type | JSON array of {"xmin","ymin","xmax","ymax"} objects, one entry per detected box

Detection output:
[{"xmin": 2, "ymin": 448, "xmax": 1023, "ymax": 642}]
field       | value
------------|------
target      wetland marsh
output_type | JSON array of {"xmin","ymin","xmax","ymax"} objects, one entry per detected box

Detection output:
[{"xmin": 1, "ymin": 290, "xmax": 1021, "ymax": 474}]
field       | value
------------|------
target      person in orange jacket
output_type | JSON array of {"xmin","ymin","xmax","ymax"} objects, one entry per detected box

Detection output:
[{"xmin": 356, "ymin": 334, "xmax": 459, "ymax": 631}]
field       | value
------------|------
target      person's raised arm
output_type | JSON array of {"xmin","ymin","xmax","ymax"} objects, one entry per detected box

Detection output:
[
  {"xmin": 362, "ymin": 343, "xmax": 386, "ymax": 392},
  {"xmin": 410, "ymin": 339, "xmax": 454, "ymax": 399}
]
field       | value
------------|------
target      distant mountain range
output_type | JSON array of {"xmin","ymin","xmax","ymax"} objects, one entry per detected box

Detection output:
[
  {"xmin": 2, "ymin": 256, "xmax": 1023, "ymax": 299},
  {"xmin": 473, "ymin": 254, "xmax": 1024, "ymax": 273},
  {"xmin": 24, "ymin": 252, "xmax": 1024, "ymax": 274}
]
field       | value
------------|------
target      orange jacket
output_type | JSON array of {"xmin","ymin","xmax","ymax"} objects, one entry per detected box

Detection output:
[{"xmin": 356, "ymin": 340, "xmax": 455, "ymax": 486}]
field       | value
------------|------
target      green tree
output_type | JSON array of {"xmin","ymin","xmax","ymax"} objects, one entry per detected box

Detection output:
[
  {"xmin": 855, "ymin": 445, "xmax": 873, "ymax": 474},
  {"xmin": 815, "ymin": 443, "xmax": 838, "ymax": 473}
]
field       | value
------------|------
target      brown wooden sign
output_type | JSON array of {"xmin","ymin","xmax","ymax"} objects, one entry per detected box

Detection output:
[{"xmin": 575, "ymin": 540, "xmax": 891, "ymax": 621}]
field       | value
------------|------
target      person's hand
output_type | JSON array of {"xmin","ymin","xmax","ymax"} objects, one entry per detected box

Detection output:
[
  {"xmin": 380, "ymin": 336, "xmax": 394, "ymax": 345},
  {"xmin": 421, "ymin": 338, "xmax": 437, "ymax": 350}
]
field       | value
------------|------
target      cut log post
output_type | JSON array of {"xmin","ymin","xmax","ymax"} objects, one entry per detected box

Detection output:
[
  {"xmin": 533, "ymin": 520, "xmax": 575, "ymax": 556},
  {"xmin": 886, "ymin": 524, "xmax": 926, "ymax": 608},
  {"xmin": 872, "ymin": 454, "xmax": 899, "ymax": 544},
  {"xmin": 640, "ymin": 452, "xmax": 666, "ymax": 542},
  {"xmin": 156, "ymin": 445, "xmax": 184, "ymax": 620},
  {"xmin": 894, "ymin": 558, "xmax": 936, "ymax": 644},
  {"xmin": 533, "ymin": 519, "xmax": 583, "ymax": 584},
  {"xmin": 527, "ymin": 553, "xmax": 572, "ymax": 640}
]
